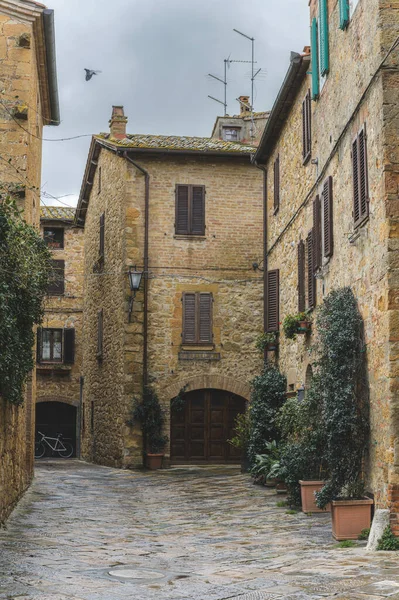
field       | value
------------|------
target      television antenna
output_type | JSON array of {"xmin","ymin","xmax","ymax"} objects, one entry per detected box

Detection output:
[
  {"xmin": 207, "ymin": 55, "xmax": 255, "ymax": 116},
  {"xmin": 233, "ymin": 28, "xmax": 262, "ymax": 137}
]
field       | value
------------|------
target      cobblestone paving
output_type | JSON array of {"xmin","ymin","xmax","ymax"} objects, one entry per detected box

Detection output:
[{"xmin": 0, "ymin": 461, "xmax": 399, "ymax": 600}]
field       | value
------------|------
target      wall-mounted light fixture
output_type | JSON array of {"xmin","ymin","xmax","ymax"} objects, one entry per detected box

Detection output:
[{"xmin": 128, "ymin": 266, "xmax": 143, "ymax": 322}]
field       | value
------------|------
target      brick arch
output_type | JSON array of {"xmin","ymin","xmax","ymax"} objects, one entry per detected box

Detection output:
[
  {"xmin": 164, "ymin": 375, "xmax": 251, "ymax": 403},
  {"xmin": 36, "ymin": 396, "xmax": 79, "ymax": 408}
]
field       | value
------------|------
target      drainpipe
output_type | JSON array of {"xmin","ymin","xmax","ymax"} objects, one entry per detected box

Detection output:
[
  {"xmin": 254, "ymin": 160, "xmax": 268, "ymax": 361},
  {"xmin": 123, "ymin": 152, "xmax": 149, "ymax": 387}
]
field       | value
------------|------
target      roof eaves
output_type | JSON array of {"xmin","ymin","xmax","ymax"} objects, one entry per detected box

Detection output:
[{"xmin": 254, "ymin": 53, "xmax": 311, "ymax": 163}]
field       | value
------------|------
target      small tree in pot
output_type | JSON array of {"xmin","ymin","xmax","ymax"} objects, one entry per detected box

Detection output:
[{"xmin": 133, "ymin": 386, "xmax": 168, "ymax": 469}]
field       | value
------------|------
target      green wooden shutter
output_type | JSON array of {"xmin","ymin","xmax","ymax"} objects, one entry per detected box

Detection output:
[
  {"xmin": 319, "ymin": 0, "xmax": 329, "ymax": 76},
  {"xmin": 339, "ymin": 0, "xmax": 349, "ymax": 30},
  {"xmin": 311, "ymin": 18, "xmax": 320, "ymax": 100}
]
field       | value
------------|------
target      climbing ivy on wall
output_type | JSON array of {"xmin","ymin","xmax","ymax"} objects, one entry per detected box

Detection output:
[{"xmin": 0, "ymin": 198, "xmax": 52, "ymax": 405}]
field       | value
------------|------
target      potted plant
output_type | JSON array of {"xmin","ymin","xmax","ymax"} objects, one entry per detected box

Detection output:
[
  {"xmin": 228, "ymin": 411, "xmax": 251, "ymax": 473},
  {"xmin": 250, "ymin": 441, "xmax": 281, "ymax": 487},
  {"xmin": 133, "ymin": 386, "xmax": 168, "ymax": 470},
  {"xmin": 283, "ymin": 312, "xmax": 311, "ymax": 340},
  {"xmin": 255, "ymin": 332, "xmax": 278, "ymax": 353}
]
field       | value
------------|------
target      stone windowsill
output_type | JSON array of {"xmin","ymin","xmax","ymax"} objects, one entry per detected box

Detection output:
[
  {"xmin": 37, "ymin": 364, "xmax": 72, "ymax": 373},
  {"xmin": 179, "ymin": 351, "xmax": 221, "ymax": 362},
  {"xmin": 174, "ymin": 235, "xmax": 206, "ymax": 241}
]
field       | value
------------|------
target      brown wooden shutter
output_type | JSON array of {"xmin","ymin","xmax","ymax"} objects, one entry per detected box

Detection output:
[
  {"xmin": 267, "ymin": 269, "xmax": 279, "ymax": 332},
  {"xmin": 353, "ymin": 125, "xmax": 369, "ymax": 228},
  {"xmin": 191, "ymin": 186, "xmax": 205, "ymax": 235},
  {"xmin": 307, "ymin": 231, "xmax": 316, "ymax": 309},
  {"xmin": 302, "ymin": 90, "xmax": 311, "ymax": 162},
  {"xmin": 48, "ymin": 259, "xmax": 65, "ymax": 295},
  {"xmin": 323, "ymin": 176, "xmax": 333, "ymax": 257},
  {"xmin": 273, "ymin": 155, "xmax": 280, "ymax": 213},
  {"xmin": 313, "ymin": 195, "xmax": 321, "ymax": 270},
  {"xmin": 64, "ymin": 328, "xmax": 75, "ymax": 364},
  {"xmin": 298, "ymin": 241, "xmax": 306, "ymax": 313},
  {"xmin": 97, "ymin": 309, "xmax": 103, "ymax": 359},
  {"xmin": 99, "ymin": 213, "xmax": 105, "ymax": 258},
  {"xmin": 182, "ymin": 293, "xmax": 196, "ymax": 343},
  {"xmin": 198, "ymin": 293, "xmax": 212, "ymax": 343},
  {"xmin": 176, "ymin": 185, "xmax": 189, "ymax": 234},
  {"xmin": 36, "ymin": 327, "xmax": 42, "ymax": 363}
]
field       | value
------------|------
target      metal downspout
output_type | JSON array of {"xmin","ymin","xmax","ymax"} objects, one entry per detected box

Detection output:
[
  {"xmin": 42, "ymin": 10, "xmax": 60, "ymax": 126},
  {"xmin": 123, "ymin": 152, "xmax": 149, "ymax": 387},
  {"xmin": 254, "ymin": 161, "xmax": 268, "ymax": 361}
]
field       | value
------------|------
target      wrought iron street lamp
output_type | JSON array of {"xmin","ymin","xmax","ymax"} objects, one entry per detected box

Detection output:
[{"xmin": 128, "ymin": 266, "xmax": 143, "ymax": 322}]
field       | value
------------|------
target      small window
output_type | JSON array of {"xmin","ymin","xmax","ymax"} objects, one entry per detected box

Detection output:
[
  {"xmin": 97, "ymin": 309, "xmax": 103, "ymax": 360},
  {"xmin": 298, "ymin": 241, "xmax": 306, "ymax": 313},
  {"xmin": 175, "ymin": 185, "xmax": 205, "ymax": 236},
  {"xmin": 37, "ymin": 328, "xmax": 75, "ymax": 364},
  {"xmin": 352, "ymin": 125, "xmax": 369, "ymax": 228},
  {"xmin": 44, "ymin": 227, "xmax": 64, "ymax": 249},
  {"xmin": 99, "ymin": 213, "xmax": 105, "ymax": 259},
  {"xmin": 273, "ymin": 155, "xmax": 280, "ymax": 214},
  {"xmin": 182, "ymin": 292, "xmax": 213, "ymax": 345},
  {"xmin": 267, "ymin": 270, "xmax": 280, "ymax": 332},
  {"xmin": 222, "ymin": 127, "xmax": 241, "ymax": 141},
  {"xmin": 48, "ymin": 259, "xmax": 65, "ymax": 296},
  {"xmin": 302, "ymin": 90, "xmax": 311, "ymax": 163},
  {"xmin": 98, "ymin": 166, "xmax": 102, "ymax": 194},
  {"xmin": 349, "ymin": 0, "xmax": 360, "ymax": 19},
  {"xmin": 307, "ymin": 231, "xmax": 316, "ymax": 309}
]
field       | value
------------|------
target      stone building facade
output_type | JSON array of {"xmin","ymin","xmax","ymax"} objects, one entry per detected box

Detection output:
[
  {"xmin": 254, "ymin": 0, "xmax": 399, "ymax": 524},
  {"xmin": 36, "ymin": 206, "xmax": 84, "ymax": 457},
  {"xmin": 0, "ymin": 0, "xmax": 59, "ymax": 522},
  {"xmin": 77, "ymin": 107, "xmax": 264, "ymax": 467}
]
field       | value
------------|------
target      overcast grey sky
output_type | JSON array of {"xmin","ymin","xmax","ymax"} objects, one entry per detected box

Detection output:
[{"xmin": 41, "ymin": 0, "xmax": 309, "ymax": 208}]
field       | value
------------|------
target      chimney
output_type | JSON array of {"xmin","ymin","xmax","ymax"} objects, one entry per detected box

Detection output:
[
  {"xmin": 109, "ymin": 106, "xmax": 128, "ymax": 140},
  {"xmin": 238, "ymin": 95, "xmax": 251, "ymax": 115}
]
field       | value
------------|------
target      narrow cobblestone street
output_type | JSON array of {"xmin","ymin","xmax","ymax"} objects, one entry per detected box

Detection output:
[{"xmin": 1, "ymin": 461, "xmax": 399, "ymax": 600}]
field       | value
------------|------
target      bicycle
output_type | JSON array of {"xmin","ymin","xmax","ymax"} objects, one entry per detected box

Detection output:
[{"xmin": 35, "ymin": 431, "xmax": 74, "ymax": 459}]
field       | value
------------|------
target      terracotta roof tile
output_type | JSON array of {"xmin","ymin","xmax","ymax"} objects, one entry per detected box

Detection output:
[{"xmin": 40, "ymin": 206, "xmax": 76, "ymax": 221}]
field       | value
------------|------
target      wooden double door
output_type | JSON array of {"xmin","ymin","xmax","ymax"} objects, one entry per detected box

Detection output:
[{"xmin": 170, "ymin": 389, "xmax": 246, "ymax": 463}]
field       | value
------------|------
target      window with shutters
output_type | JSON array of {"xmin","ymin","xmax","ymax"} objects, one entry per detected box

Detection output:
[
  {"xmin": 48, "ymin": 259, "xmax": 65, "ymax": 295},
  {"xmin": 99, "ymin": 213, "xmax": 105, "ymax": 260},
  {"xmin": 273, "ymin": 156, "xmax": 280, "ymax": 214},
  {"xmin": 267, "ymin": 270, "xmax": 280, "ymax": 332},
  {"xmin": 298, "ymin": 241, "xmax": 306, "ymax": 313},
  {"xmin": 318, "ymin": 0, "xmax": 329, "ymax": 79},
  {"xmin": 302, "ymin": 90, "xmax": 312, "ymax": 163},
  {"xmin": 97, "ymin": 309, "xmax": 104, "ymax": 360},
  {"xmin": 175, "ymin": 185, "xmax": 205, "ymax": 236},
  {"xmin": 352, "ymin": 125, "xmax": 369, "ymax": 229},
  {"xmin": 311, "ymin": 17, "xmax": 320, "ymax": 99},
  {"xmin": 307, "ymin": 231, "xmax": 316, "ymax": 309},
  {"xmin": 313, "ymin": 195, "xmax": 321, "ymax": 270},
  {"xmin": 322, "ymin": 176, "xmax": 334, "ymax": 258},
  {"xmin": 182, "ymin": 292, "xmax": 213, "ymax": 345},
  {"xmin": 98, "ymin": 167, "xmax": 102, "ymax": 194},
  {"xmin": 37, "ymin": 328, "xmax": 75, "ymax": 364},
  {"xmin": 44, "ymin": 227, "xmax": 64, "ymax": 249}
]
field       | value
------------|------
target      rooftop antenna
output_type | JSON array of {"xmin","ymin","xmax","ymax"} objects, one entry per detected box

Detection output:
[
  {"xmin": 233, "ymin": 28, "xmax": 262, "ymax": 138},
  {"xmin": 207, "ymin": 57, "xmax": 230, "ymax": 115}
]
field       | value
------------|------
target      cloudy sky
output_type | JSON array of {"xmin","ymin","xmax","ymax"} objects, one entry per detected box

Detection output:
[{"xmin": 41, "ymin": 0, "xmax": 310, "ymax": 208}]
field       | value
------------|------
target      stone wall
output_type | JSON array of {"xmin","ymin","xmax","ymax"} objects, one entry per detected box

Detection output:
[{"xmin": 262, "ymin": 0, "xmax": 397, "ymax": 508}]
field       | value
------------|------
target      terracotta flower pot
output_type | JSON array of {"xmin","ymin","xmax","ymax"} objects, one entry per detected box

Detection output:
[
  {"xmin": 276, "ymin": 481, "xmax": 288, "ymax": 494},
  {"xmin": 298, "ymin": 321, "xmax": 311, "ymax": 332},
  {"xmin": 146, "ymin": 453, "xmax": 164, "ymax": 470},
  {"xmin": 331, "ymin": 498, "xmax": 373, "ymax": 540},
  {"xmin": 299, "ymin": 480, "xmax": 331, "ymax": 513}
]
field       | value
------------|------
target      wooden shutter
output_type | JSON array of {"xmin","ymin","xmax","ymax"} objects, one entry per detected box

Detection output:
[
  {"xmin": 64, "ymin": 328, "xmax": 75, "ymax": 365},
  {"xmin": 323, "ymin": 176, "xmax": 333, "ymax": 258},
  {"xmin": 191, "ymin": 186, "xmax": 205, "ymax": 235},
  {"xmin": 307, "ymin": 231, "xmax": 316, "ymax": 309},
  {"xmin": 353, "ymin": 125, "xmax": 369, "ymax": 228},
  {"xmin": 311, "ymin": 18, "xmax": 320, "ymax": 100},
  {"xmin": 267, "ymin": 270, "xmax": 279, "ymax": 332},
  {"xmin": 198, "ymin": 293, "xmax": 212, "ymax": 343},
  {"xmin": 302, "ymin": 91, "xmax": 311, "ymax": 163},
  {"xmin": 339, "ymin": 0, "xmax": 349, "ymax": 29},
  {"xmin": 273, "ymin": 155, "xmax": 280, "ymax": 213},
  {"xmin": 36, "ymin": 327, "xmax": 42, "ymax": 363},
  {"xmin": 176, "ymin": 185, "xmax": 189, "ymax": 234},
  {"xmin": 319, "ymin": 0, "xmax": 329, "ymax": 76},
  {"xmin": 97, "ymin": 309, "xmax": 103, "ymax": 359},
  {"xmin": 182, "ymin": 293, "xmax": 196, "ymax": 343},
  {"xmin": 298, "ymin": 241, "xmax": 306, "ymax": 313},
  {"xmin": 48, "ymin": 259, "xmax": 65, "ymax": 295},
  {"xmin": 99, "ymin": 212, "xmax": 105, "ymax": 258},
  {"xmin": 313, "ymin": 195, "xmax": 322, "ymax": 270}
]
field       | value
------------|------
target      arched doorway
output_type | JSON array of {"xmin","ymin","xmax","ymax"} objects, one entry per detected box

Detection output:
[
  {"xmin": 170, "ymin": 389, "xmax": 247, "ymax": 464},
  {"xmin": 35, "ymin": 402, "xmax": 77, "ymax": 457}
]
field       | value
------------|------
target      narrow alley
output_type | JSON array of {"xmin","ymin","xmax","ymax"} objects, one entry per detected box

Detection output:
[{"xmin": 1, "ymin": 462, "xmax": 399, "ymax": 600}]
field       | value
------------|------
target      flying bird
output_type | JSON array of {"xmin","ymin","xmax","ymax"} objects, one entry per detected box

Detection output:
[{"xmin": 84, "ymin": 69, "xmax": 102, "ymax": 81}]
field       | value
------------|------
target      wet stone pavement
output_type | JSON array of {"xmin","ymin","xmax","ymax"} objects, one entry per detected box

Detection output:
[{"xmin": 1, "ymin": 462, "xmax": 399, "ymax": 600}]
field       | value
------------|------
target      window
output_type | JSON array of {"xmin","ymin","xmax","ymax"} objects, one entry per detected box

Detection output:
[
  {"xmin": 302, "ymin": 90, "xmax": 312, "ymax": 163},
  {"xmin": 307, "ymin": 231, "xmax": 316, "ymax": 309},
  {"xmin": 350, "ymin": 0, "xmax": 360, "ymax": 19},
  {"xmin": 97, "ymin": 309, "xmax": 103, "ymax": 360},
  {"xmin": 339, "ymin": 0, "xmax": 350, "ymax": 29},
  {"xmin": 222, "ymin": 127, "xmax": 241, "ymax": 141},
  {"xmin": 267, "ymin": 270, "xmax": 280, "ymax": 332},
  {"xmin": 175, "ymin": 185, "xmax": 205, "ymax": 236},
  {"xmin": 273, "ymin": 155, "xmax": 280, "ymax": 214},
  {"xmin": 311, "ymin": 0, "xmax": 329, "ymax": 99},
  {"xmin": 48, "ymin": 259, "xmax": 65, "ymax": 295},
  {"xmin": 313, "ymin": 195, "xmax": 322, "ymax": 270},
  {"xmin": 322, "ymin": 176, "xmax": 333, "ymax": 258},
  {"xmin": 182, "ymin": 292, "xmax": 213, "ymax": 345},
  {"xmin": 352, "ymin": 125, "xmax": 369, "ymax": 228},
  {"xmin": 298, "ymin": 241, "xmax": 306, "ymax": 313},
  {"xmin": 37, "ymin": 328, "xmax": 75, "ymax": 364},
  {"xmin": 44, "ymin": 227, "xmax": 64, "ymax": 249},
  {"xmin": 98, "ymin": 166, "xmax": 102, "ymax": 194},
  {"xmin": 99, "ymin": 213, "xmax": 105, "ymax": 259}
]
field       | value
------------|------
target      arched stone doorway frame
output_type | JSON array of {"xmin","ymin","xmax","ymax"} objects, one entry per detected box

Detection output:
[
  {"xmin": 36, "ymin": 396, "xmax": 80, "ymax": 457},
  {"xmin": 164, "ymin": 375, "xmax": 251, "ymax": 404}
]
